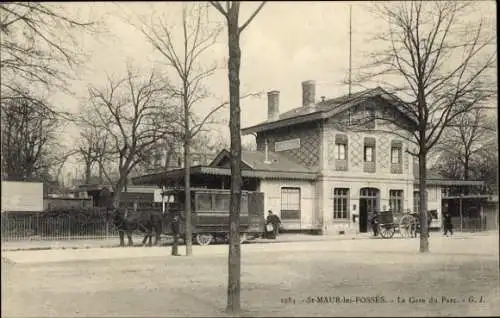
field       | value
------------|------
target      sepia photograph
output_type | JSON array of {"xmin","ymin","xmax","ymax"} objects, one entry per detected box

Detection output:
[{"xmin": 1, "ymin": 1, "xmax": 498, "ymax": 317}]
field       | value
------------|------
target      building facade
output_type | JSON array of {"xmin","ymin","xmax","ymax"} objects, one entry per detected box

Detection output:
[
  {"xmin": 133, "ymin": 80, "xmax": 488, "ymax": 235},
  {"xmin": 241, "ymin": 81, "xmax": 414, "ymax": 234},
  {"xmin": 241, "ymin": 80, "xmax": 482, "ymax": 234}
]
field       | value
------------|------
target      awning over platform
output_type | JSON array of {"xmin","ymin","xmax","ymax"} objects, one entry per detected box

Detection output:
[
  {"xmin": 416, "ymin": 179, "xmax": 485, "ymax": 186},
  {"xmin": 413, "ymin": 166, "xmax": 484, "ymax": 187},
  {"xmin": 132, "ymin": 165, "xmax": 318, "ymax": 186}
]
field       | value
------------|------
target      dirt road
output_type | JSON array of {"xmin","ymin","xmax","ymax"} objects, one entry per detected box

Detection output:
[{"xmin": 2, "ymin": 232, "xmax": 499, "ymax": 317}]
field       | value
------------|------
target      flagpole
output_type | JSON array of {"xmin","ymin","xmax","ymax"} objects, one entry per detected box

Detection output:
[{"xmin": 349, "ymin": 4, "xmax": 352, "ymax": 97}]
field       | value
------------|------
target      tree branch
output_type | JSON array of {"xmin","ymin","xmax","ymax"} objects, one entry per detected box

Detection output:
[{"xmin": 238, "ymin": 2, "xmax": 266, "ymax": 33}]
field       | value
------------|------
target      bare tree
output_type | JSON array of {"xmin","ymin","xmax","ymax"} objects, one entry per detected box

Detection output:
[
  {"xmin": 76, "ymin": 119, "xmax": 110, "ymax": 185},
  {"xmin": 1, "ymin": 94, "xmax": 60, "ymax": 181},
  {"xmin": 209, "ymin": 1, "xmax": 266, "ymax": 314},
  {"xmin": 136, "ymin": 2, "xmax": 261, "ymax": 256},
  {"xmin": 0, "ymin": 3, "xmax": 97, "ymax": 108},
  {"xmin": 472, "ymin": 140, "xmax": 498, "ymax": 194},
  {"xmin": 83, "ymin": 66, "xmax": 180, "ymax": 203},
  {"xmin": 355, "ymin": 1, "xmax": 496, "ymax": 252},
  {"xmin": 434, "ymin": 108, "xmax": 497, "ymax": 189},
  {"xmin": 132, "ymin": 3, "xmax": 223, "ymax": 256}
]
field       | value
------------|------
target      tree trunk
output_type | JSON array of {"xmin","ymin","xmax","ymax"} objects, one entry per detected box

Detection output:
[
  {"xmin": 463, "ymin": 155, "xmax": 470, "ymax": 195},
  {"xmin": 84, "ymin": 161, "xmax": 92, "ymax": 184},
  {"xmin": 184, "ymin": 119, "xmax": 193, "ymax": 256},
  {"xmin": 165, "ymin": 147, "xmax": 173, "ymax": 171},
  {"xmin": 113, "ymin": 177, "xmax": 127, "ymax": 208},
  {"xmin": 418, "ymin": 151, "xmax": 429, "ymax": 253},
  {"xmin": 113, "ymin": 186, "xmax": 122, "ymax": 208},
  {"xmin": 226, "ymin": 6, "xmax": 242, "ymax": 315},
  {"xmin": 98, "ymin": 162, "xmax": 103, "ymax": 184}
]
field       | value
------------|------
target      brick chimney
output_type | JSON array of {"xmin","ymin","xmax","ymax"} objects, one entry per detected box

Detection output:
[
  {"xmin": 267, "ymin": 90, "xmax": 280, "ymax": 121},
  {"xmin": 302, "ymin": 80, "xmax": 316, "ymax": 108}
]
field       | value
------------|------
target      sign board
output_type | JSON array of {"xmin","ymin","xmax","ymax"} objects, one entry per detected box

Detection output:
[
  {"xmin": 154, "ymin": 189, "xmax": 175, "ymax": 203},
  {"xmin": 1, "ymin": 181, "xmax": 44, "ymax": 212},
  {"xmin": 275, "ymin": 138, "xmax": 300, "ymax": 152}
]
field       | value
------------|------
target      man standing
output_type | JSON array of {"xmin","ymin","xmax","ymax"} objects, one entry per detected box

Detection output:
[
  {"xmin": 266, "ymin": 210, "xmax": 282, "ymax": 239},
  {"xmin": 170, "ymin": 209, "xmax": 183, "ymax": 256},
  {"xmin": 443, "ymin": 212, "xmax": 453, "ymax": 236},
  {"xmin": 370, "ymin": 211, "xmax": 380, "ymax": 237}
]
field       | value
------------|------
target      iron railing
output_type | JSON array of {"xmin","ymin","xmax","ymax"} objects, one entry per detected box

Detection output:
[{"xmin": 1, "ymin": 214, "xmax": 120, "ymax": 241}]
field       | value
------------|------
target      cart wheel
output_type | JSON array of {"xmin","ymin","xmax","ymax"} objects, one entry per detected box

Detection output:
[
  {"xmin": 380, "ymin": 225, "xmax": 395, "ymax": 239},
  {"xmin": 196, "ymin": 233, "xmax": 213, "ymax": 246},
  {"xmin": 399, "ymin": 226, "xmax": 410, "ymax": 238}
]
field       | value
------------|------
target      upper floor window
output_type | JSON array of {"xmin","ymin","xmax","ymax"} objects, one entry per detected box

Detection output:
[
  {"xmin": 335, "ymin": 143, "xmax": 346, "ymax": 160},
  {"xmin": 390, "ymin": 140, "xmax": 403, "ymax": 174},
  {"xmin": 363, "ymin": 137, "xmax": 376, "ymax": 162},
  {"xmin": 391, "ymin": 140, "xmax": 402, "ymax": 164},
  {"xmin": 334, "ymin": 134, "xmax": 348, "ymax": 162},
  {"xmin": 363, "ymin": 137, "xmax": 376, "ymax": 173},
  {"xmin": 364, "ymin": 146, "xmax": 374, "ymax": 162},
  {"xmin": 391, "ymin": 147, "xmax": 400, "ymax": 164}
]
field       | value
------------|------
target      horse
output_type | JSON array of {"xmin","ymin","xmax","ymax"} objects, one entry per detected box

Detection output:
[
  {"xmin": 410, "ymin": 211, "xmax": 433, "ymax": 238},
  {"xmin": 106, "ymin": 207, "xmax": 166, "ymax": 247}
]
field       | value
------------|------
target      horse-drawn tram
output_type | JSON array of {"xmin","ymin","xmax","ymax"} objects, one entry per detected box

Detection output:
[{"xmin": 163, "ymin": 188, "xmax": 266, "ymax": 246}]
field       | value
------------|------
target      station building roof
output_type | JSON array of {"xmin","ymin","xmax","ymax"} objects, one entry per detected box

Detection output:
[
  {"xmin": 132, "ymin": 149, "xmax": 318, "ymax": 186},
  {"xmin": 241, "ymin": 87, "xmax": 418, "ymax": 135}
]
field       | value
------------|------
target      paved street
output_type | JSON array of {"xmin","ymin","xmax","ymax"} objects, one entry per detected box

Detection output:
[{"xmin": 2, "ymin": 232, "xmax": 499, "ymax": 317}]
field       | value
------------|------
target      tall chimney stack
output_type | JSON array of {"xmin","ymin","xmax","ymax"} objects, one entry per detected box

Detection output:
[
  {"xmin": 302, "ymin": 80, "xmax": 316, "ymax": 108},
  {"xmin": 267, "ymin": 90, "xmax": 280, "ymax": 121}
]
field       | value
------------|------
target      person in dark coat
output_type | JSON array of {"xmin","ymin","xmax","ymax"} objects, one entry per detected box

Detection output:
[
  {"xmin": 443, "ymin": 212, "xmax": 453, "ymax": 236},
  {"xmin": 370, "ymin": 211, "xmax": 380, "ymax": 237},
  {"xmin": 169, "ymin": 209, "xmax": 184, "ymax": 256},
  {"xmin": 266, "ymin": 210, "xmax": 282, "ymax": 239}
]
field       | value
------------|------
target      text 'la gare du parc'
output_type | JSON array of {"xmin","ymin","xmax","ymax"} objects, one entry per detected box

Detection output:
[{"xmin": 280, "ymin": 295, "xmax": 486, "ymax": 304}]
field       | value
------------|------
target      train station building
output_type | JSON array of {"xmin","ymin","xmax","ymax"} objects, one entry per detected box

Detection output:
[{"xmin": 132, "ymin": 80, "xmax": 490, "ymax": 235}]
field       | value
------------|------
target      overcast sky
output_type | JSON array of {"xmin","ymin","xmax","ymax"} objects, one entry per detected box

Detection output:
[
  {"xmin": 47, "ymin": 1, "xmax": 496, "ymax": 178},
  {"xmin": 54, "ymin": 2, "xmax": 391, "ymax": 133}
]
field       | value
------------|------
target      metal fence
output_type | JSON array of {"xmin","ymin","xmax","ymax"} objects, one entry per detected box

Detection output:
[{"xmin": 1, "ymin": 214, "xmax": 120, "ymax": 241}]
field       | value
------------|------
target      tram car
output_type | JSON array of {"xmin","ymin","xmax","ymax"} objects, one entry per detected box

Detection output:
[{"xmin": 162, "ymin": 188, "xmax": 266, "ymax": 246}]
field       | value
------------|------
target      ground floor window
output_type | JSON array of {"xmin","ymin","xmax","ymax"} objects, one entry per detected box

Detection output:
[
  {"xmin": 333, "ymin": 188, "xmax": 349, "ymax": 219},
  {"xmin": 281, "ymin": 187, "xmax": 301, "ymax": 220},
  {"xmin": 389, "ymin": 190, "xmax": 403, "ymax": 213}
]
